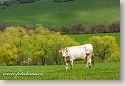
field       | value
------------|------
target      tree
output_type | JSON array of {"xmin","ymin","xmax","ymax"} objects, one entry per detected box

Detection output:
[
  {"xmin": 0, "ymin": 26, "xmax": 29, "ymax": 66},
  {"xmin": 0, "ymin": 43, "xmax": 18, "ymax": 66},
  {"xmin": 85, "ymin": 35, "xmax": 120, "ymax": 62},
  {"xmin": 29, "ymin": 26, "xmax": 79, "ymax": 65}
]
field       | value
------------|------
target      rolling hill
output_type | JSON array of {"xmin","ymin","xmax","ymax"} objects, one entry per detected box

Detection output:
[{"xmin": 0, "ymin": 0, "xmax": 120, "ymax": 27}]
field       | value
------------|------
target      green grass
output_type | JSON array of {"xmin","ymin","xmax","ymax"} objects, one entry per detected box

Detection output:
[
  {"xmin": 0, "ymin": 0, "xmax": 9, "ymax": 1},
  {"xmin": 68, "ymin": 33, "xmax": 120, "ymax": 45},
  {"xmin": 0, "ymin": 62, "xmax": 120, "ymax": 80},
  {"xmin": 0, "ymin": 0, "xmax": 120, "ymax": 27}
]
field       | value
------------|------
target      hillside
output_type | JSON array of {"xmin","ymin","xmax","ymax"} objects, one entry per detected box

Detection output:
[{"xmin": 0, "ymin": 0, "xmax": 120, "ymax": 27}]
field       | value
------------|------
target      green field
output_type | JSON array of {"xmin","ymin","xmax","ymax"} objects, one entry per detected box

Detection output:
[
  {"xmin": 69, "ymin": 33, "xmax": 120, "ymax": 45},
  {"xmin": 0, "ymin": 0, "xmax": 120, "ymax": 27},
  {"xmin": 0, "ymin": 0, "xmax": 120, "ymax": 80},
  {"xmin": 0, "ymin": 62, "xmax": 120, "ymax": 80},
  {"xmin": 0, "ymin": 0, "xmax": 9, "ymax": 1}
]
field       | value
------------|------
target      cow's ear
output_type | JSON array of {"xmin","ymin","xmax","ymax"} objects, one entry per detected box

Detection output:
[{"xmin": 58, "ymin": 50, "xmax": 61, "ymax": 53}]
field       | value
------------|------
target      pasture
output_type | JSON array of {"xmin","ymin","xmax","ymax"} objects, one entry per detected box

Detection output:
[
  {"xmin": 69, "ymin": 33, "xmax": 120, "ymax": 45},
  {"xmin": 0, "ymin": 0, "xmax": 120, "ymax": 80},
  {"xmin": 0, "ymin": 62, "xmax": 120, "ymax": 80},
  {"xmin": 0, "ymin": 0, "xmax": 119, "ymax": 27}
]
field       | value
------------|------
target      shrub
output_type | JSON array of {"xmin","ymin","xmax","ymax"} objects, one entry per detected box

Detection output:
[
  {"xmin": 108, "ymin": 21, "xmax": 120, "ymax": 33},
  {"xmin": 89, "ymin": 22, "xmax": 108, "ymax": 34},
  {"xmin": 70, "ymin": 23, "xmax": 87, "ymax": 34},
  {"xmin": 59, "ymin": 26, "xmax": 70, "ymax": 34}
]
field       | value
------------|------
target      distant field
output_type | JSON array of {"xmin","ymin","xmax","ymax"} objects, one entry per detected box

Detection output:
[
  {"xmin": 0, "ymin": 0, "xmax": 120, "ymax": 27},
  {"xmin": 68, "ymin": 33, "xmax": 120, "ymax": 45},
  {"xmin": 0, "ymin": 0, "xmax": 9, "ymax": 1},
  {"xmin": 0, "ymin": 62, "xmax": 120, "ymax": 80}
]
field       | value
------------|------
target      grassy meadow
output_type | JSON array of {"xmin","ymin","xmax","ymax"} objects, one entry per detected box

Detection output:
[
  {"xmin": 69, "ymin": 33, "xmax": 120, "ymax": 45},
  {"xmin": 0, "ymin": 62, "xmax": 120, "ymax": 80},
  {"xmin": 0, "ymin": 0, "xmax": 119, "ymax": 27},
  {"xmin": 0, "ymin": 0, "xmax": 120, "ymax": 80}
]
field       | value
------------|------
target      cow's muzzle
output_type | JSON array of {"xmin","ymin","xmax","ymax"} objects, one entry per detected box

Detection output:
[{"xmin": 62, "ymin": 56, "xmax": 65, "ymax": 58}]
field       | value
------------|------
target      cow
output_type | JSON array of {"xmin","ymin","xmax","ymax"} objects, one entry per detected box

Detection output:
[{"xmin": 58, "ymin": 44, "xmax": 94, "ymax": 71}]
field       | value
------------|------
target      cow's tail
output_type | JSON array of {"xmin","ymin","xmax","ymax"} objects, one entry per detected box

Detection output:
[{"xmin": 91, "ymin": 53, "xmax": 94, "ymax": 67}]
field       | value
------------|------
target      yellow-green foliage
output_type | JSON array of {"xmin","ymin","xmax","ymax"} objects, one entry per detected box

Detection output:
[
  {"xmin": 0, "ymin": 26, "xmax": 28, "ymax": 66},
  {"xmin": 29, "ymin": 26, "xmax": 79, "ymax": 65},
  {"xmin": 0, "ymin": 26, "xmax": 79, "ymax": 66},
  {"xmin": 85, "ymin": 35, "xmax": 120, "ymax": 62}
]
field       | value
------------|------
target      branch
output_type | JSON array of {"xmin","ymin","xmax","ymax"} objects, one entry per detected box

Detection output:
[{"xmin": 94, "ymin": 44, "xmax": 101, "ymax": 55}]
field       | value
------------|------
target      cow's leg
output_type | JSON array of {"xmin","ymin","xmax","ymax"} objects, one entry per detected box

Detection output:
[
  {"xmin": 65, "ymin": 62, "xmax": 68, "ymax": 71},
  {"xmin": 88, "ymin": 58, "xmax": 92, "ymax": 68},
  {"xmin": 70, "ymin": 59, "xmax": 73, "ymax": 70},
  {"xmin": 86, "ymin": 54, "xmax": 92, "ymax": 68}
]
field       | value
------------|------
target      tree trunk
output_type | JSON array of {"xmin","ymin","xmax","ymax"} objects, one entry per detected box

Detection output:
[
  {"xmin": 41, "ymin": 57, "xmax": 45, "ymax": 66},
  {"xmin": 3, "ymin": 59, "xmax": 9, "ymax": 66},
  {"xmin": 100, "ymin": 55, "xmax": 106, "ymax": 63}
]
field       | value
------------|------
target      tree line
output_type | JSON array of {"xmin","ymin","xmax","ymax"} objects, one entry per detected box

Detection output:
[
  {"xmin": 0, "ymin": 0, "xmax": 36, "ymax": 7},
  {"xmin": 54, "ymin": 0, "xmax": 74, "ymax": 2},
  {"xmin": 0, "ymin": 21, "xmax": 120, "ymax": 34},
  {"xmin": 0, "ymin": 26, "xmax": 79, "ymax": 66},
  {"xmin": 57, "ymin": 21, "xmax": 120, "ymax": 34},
  {"xmin": 0, "ymin": 0, "xmax": 74, "ymax": 7}
]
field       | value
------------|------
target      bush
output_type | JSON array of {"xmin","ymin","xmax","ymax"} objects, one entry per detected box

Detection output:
[
  {"xmin": 89, "ymin": 21, "xmax": 120, "ymax": 34},
  {"xmin": 89, "ymin": 22, "xmax": 108, "ymax": 34},
  {"xmin": 59, "ymin": 26, "xmax": 70, "ymax": 34},
  {"xmin": 70, "ymin": 23, "xmax": 87, "ymax": 34},
  {"xmin": 108, "ymin": 21, "xmax": 120, "ymax": 33}
]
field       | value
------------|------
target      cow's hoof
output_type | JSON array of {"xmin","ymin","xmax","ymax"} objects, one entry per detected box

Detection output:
[
  {"xmin": 89, "ymin": 66, "xmax": 91, "ymax": 68},
  {"xmin": 65, "ymin": 70, "xmax": 68, "ymax": 71}
]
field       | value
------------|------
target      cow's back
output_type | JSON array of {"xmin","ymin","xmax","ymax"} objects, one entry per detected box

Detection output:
[{"xmin": 66, "ymin": 46, "xmax": 86, "ymax": 60}]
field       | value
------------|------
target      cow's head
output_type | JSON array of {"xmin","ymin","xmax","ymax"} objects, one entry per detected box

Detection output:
[{"xmin": 58, "ymin": 48, "xmax": 68, "ymax": 58}]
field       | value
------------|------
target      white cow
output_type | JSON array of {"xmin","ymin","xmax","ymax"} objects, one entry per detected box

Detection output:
[{"xmin": 59, "ymin": 44, "xmax": 94, "ymax": 71}]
